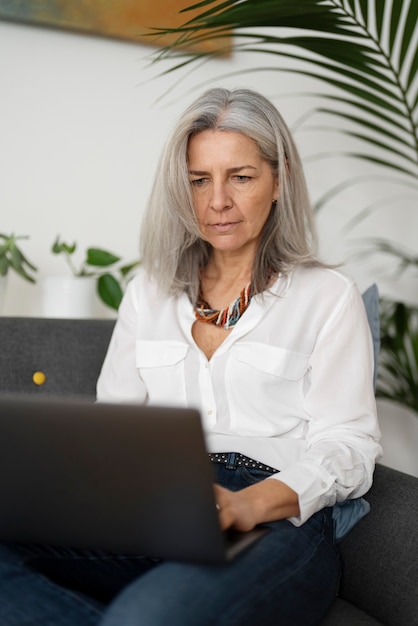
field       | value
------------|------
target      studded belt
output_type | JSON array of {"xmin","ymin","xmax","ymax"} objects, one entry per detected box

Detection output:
[{"xmin": 208, "ymin": 452, "xmax": 279, "ymax": 474}]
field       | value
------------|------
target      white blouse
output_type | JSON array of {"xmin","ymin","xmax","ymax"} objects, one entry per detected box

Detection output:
[{"xmin": 97, "ymin": 265, "xmax": 382, "ymax": 525}]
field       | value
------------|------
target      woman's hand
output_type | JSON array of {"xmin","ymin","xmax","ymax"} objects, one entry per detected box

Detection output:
[{"xmin": 214, "ymin": 480, "xmax": 300, "ymax": 532}]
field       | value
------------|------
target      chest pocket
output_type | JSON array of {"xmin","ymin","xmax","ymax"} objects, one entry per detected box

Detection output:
[
  {"xmin": 226, "ymin": 342, "xmax": 310, "ymax": 435},
  {"xmin": 135, "ymin": 341, "xmax": 189, "ymax": 406},
  {"xmin": 233, "ymin": 342, "xmax": 309, "ymax": 379}
]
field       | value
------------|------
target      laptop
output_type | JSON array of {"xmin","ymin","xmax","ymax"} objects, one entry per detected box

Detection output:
[{"xmin": 0, "ymin": 395, "xmax": 268, "ymax": 564}]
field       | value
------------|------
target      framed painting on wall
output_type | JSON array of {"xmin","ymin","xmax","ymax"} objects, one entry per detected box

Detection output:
[{"xmin": 0, "ymin": 0, "xmax": 230, "ymax": 52}]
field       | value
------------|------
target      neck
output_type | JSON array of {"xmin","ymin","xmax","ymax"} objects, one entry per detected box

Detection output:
[{"xmin": 202, "ymin": 251, "xmax": 254, "ymax": 287}]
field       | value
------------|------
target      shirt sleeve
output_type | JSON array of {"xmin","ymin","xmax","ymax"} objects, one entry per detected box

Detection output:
[
  {"xmin": 96, "ymin": 278, "xmax": 147, "ymax": 404},
  {"xmin": 273, "ymin": 282, "xmax": 383, "ymax": 525}
]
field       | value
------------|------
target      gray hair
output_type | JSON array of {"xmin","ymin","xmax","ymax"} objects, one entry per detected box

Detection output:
[{"xmin": 140, "ymin": 87, "xmax": 323, "ymax": 302}]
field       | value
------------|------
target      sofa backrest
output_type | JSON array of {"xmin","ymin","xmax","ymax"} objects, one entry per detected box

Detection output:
[
  {"xmin": 0, "ymin": 317, "xmax": 115, "ymax": 399},
  {"xmin": 338, "ymin": 462, "xmax": 418, "ymax": 625}
]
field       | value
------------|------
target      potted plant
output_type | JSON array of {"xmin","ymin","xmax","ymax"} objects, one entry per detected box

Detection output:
[
  {"xmin": 0, "ymin": 233, "xmax": 37, "ymax": 311},
  {"xmin": 41, "ymin": 236, "xmax": 139, "ymax": 318}
]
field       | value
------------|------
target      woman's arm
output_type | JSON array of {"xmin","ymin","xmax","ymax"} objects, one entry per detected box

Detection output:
[
  {"xmin": 96, "ymin": 276, "xmax": 147, "ymax": 403},
  {"xmin": 215, "ymin": 281, "xmax": 382, "ymax": 531},
  {"xmin": 276, "ymin": 283, "xmax": 382, "ymax": 525}
]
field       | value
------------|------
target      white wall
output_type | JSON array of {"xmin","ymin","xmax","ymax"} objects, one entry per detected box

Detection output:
[{"xmin": 1, "ymin": 19, "xmax": 417, "ymax": 475}]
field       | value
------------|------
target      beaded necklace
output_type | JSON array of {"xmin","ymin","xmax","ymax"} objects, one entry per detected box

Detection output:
[{"xmin": 194, "ymin": 281, "xmax": 253, "ymax": 330}]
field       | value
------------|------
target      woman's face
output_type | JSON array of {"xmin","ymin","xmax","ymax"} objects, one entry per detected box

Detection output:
[{"xmin": 187, "ymin": 130, "xmax": 278, "ymax": 258}]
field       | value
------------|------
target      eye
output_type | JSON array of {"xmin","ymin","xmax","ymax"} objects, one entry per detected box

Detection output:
[
  {"xmin": 234, "ymin": 175, "xmax": 251, "ymax": 182},
  {"xmin": 190, "ymin": 178, "xmax": 208, "ymax": 186}
]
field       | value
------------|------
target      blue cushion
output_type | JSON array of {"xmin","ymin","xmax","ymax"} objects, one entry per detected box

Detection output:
[
  {"xmin": 332, "ymin": 284, "xmax": 379, "ymax": 542},
  {"xmin": 333, "ymin": 497, "xmax": 371, "ymax": 542},
  {"xmin": 361, "ymin": 283, "xmax": 380, "ymax": 390}
]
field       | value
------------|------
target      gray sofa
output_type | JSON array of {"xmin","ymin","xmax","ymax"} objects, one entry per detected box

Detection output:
[{"xmin": 0, "ymin": 316, "xmax": 417, "ymax": 626}]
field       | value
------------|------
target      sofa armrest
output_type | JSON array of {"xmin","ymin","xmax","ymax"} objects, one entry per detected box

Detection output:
[{"xmin": 337, "ymin": 463, "xmax": 418, "ymax": 625}]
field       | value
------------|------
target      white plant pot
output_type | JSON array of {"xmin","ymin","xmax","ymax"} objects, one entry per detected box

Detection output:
[
  {"xmin": 0, "ymin": 275, "xmax": 7, "ymax": 314},
  {"xmin": 41, "ymin": 276, "xmax": 97, "ymax": 319}
]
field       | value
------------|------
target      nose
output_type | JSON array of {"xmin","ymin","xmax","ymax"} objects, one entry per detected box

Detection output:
[{"xmin": 209, "ymin": 181, "xmax": 232, "ymax": 212}]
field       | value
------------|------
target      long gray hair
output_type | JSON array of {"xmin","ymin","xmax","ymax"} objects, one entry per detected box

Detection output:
[{"xmin": 140, "ymin": 87, "xmax": 323, "ymax": 302}]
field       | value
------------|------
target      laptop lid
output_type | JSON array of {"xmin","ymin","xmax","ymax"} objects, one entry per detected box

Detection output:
[{"xmin": 0, "ymin": 396, "xmax": 267, "ymax": 564}]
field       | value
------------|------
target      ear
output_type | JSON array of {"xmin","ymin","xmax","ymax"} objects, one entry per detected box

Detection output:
[{"xmin": 273, "ymin": 177, "xmax": 279, "ymax": 202}]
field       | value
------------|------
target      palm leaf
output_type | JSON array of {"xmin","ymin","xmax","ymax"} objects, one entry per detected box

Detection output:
[
  {"xmin": 406, "ymin": 41, "xmax": 418, "ymax": 91},
  {"xmin": 178, "ymin": 0, "xmax": 354, "ymax": 34},
  {"xmin": 317, "ymin": 98, "xmax": 410, "ymax": 135},
  {"xmin": 361, "ymin": 240, "xmax": 418, "ymax": 274},
  {"xmin": 149, "ymin": 0, "xmax": 418, "ymax": 182},
  {"xmin": 399, "ymin": 0, "xmax": 417, "ymax": 68},
  {"xmin": 316, "ymin": 109, "xmax": 412, "ymax": 150},
  {"xmin": 388, "ymin": 0, "xmax": 403, "ymax": 54}
]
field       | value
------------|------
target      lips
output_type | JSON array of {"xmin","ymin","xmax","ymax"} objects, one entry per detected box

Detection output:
[{"xmin": 210, "ymin": 222, "xmax": 240, "ymax": 232}]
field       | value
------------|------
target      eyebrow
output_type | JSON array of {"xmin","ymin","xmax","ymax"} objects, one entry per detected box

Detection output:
[{"xmin": 188, "ymin": 165, "xmax": 257, "ymax": 175}]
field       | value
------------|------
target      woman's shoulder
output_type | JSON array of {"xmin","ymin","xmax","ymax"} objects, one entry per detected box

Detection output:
[
  {"xmin": 285, "ymin": 266, "xmax": 369, "ymax": 333},
  {"xmin": 290, "ymin": 265, "xmax": 355, "ymax": 294},
  {"xmin": 285, "ymin": 266, "xmax": 365, "ymax": 317}
]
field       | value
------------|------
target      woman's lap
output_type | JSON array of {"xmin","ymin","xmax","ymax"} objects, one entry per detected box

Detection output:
[
  {"xmin": 0, "ymin": 465, "xmax": 340, "ymax": 626},
  {"xmin": 101, "ymin": 512, "xmax": 340, "ymax": 626}
]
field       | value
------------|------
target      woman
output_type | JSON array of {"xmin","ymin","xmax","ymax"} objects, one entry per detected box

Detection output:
[
  {"xmin": 96, "ymin": 88, "xmax": 381, "ymax": 625},
  {"xmin": 0, "ymin": 87, "xmax": 381, "ymax": 626}
]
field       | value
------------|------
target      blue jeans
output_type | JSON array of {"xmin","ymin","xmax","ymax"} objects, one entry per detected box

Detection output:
[{"xmin": 0, "ymin": 464, "xmax": 340, "ymax": 626}]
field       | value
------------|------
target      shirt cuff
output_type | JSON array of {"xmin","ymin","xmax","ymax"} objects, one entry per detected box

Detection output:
[{"xmin": 269, "ymin": 461, "xmax": 336, "ymax": 526}]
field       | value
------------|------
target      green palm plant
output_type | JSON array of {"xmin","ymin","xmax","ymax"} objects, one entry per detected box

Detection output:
[
  {"xmin": 149, "ymin": 0, "xmax": 418, "ymax": 204},
  {"xmin": 148, "ymin": 0, "xmax": 418, "ymax": 413}
]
